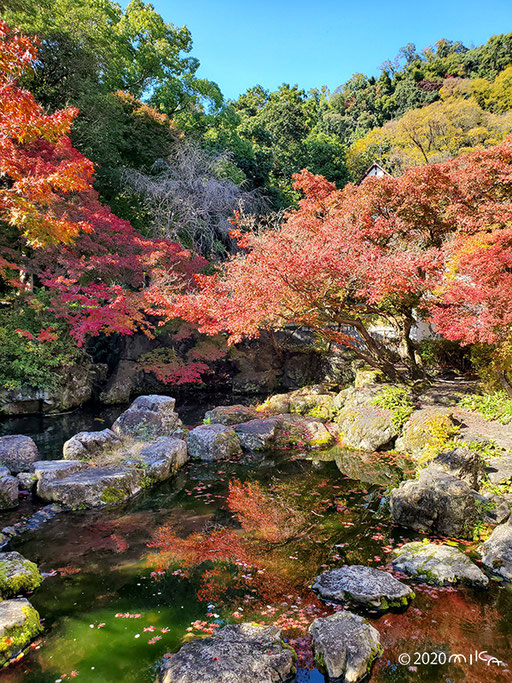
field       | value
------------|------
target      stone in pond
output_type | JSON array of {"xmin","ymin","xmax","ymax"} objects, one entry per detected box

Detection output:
[
  {"xmin": 112, "ymin": 395, "xmax": 182, "ymax": 440},
  {"xmin": 479, "ymin": 519, "xmax": 512, "ymax": 580},
  {"xmin": 336, "ymin": 406, "xmax": 398, "ymax": 452},
  {"xmin": 38, "ymin": 465, "xmax": 143, "ymax": 508},
  {"xmin": 428, "ymin": 447, "xmax": 484, "ymax": 490},
  {"xmin": 0, "ymin": 472, "xmax": 18, "ymax": 510},
  {"xmin": 274, "ymin": 414, "xmax": 335, "ymax": 450},
  {"xmin": 126, "ymin": 437, "xmax": 188, "ymax": 480},
  {"xmin": 0, "ymin": 435, "xmax": 39, "ymax": 474},
  {"xmin": 390, "ymin": 467, "xmax": 477, "ymax": 539},
  {"xmin": 313, "ymin": 565, "xmax": 414, "ymax": 611},
  {"xmin": 157, "ymin": 622, "xmax": 296, "ymax": 683},
  {"xmin": 309, "ymin": 610, "xmax": 382, "ymax": 682},
  {"xmin": 0, "ymin": 551, "xmax": 42, "ymax": 598},
  {"xmin": 203, "ymin": 405, "xmax": 258, "ymax": 425},
  {"xmin": 63, "ymin": 428, "xmax": 120, "ymax": 461},
  {"xmin": 33, "ymin": 460, "xmax": 86, "ymax": 499},
  {"xmin": 186, "ymin": 424, "xmax": 242, "ymax": 461},
  {"xmin": 392, "ymin": 541, "xmax": 488, "ymax": 586},
  {"xmin": 16, "ymin": 472, "xmax": 37, "ymax": 492},
  {"xmin": 234, "ymin": 418, "xmax": 278, "ymax": 451},
  {"xmin": 0, "ymin": 598, "xmax": 41, "ymax": 665}
]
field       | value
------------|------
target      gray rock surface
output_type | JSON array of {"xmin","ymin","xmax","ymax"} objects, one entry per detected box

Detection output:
[
  {"xmin": 337, "ymin": 406, "xmax": 398, "ymax": 451},
  {"xmin": 309, "ymin": 610, "xmax": 382, "ymax": 682},
  {"xmin": 33, "ymin": 460, "xmax": 86, "ymax": 499},
  {"xmin": 0, "ymin": 551, "xmax": 42, "ymax": 597},
  {"xmin": 395, "ymin": 408, "xmax": 458, "ymax": 459},
  {"xmin": 157, "ymin": 622, "xmax": 296, "ymax": 683},
  {"xmin": 63, "ymin": 428, "xmax": 120, "ymax": 461},
  {"xmin": 479, "ymin": 519, "xmax": 512, "ymax": 580},
  {"xmin": 485, "ymin": 455, "xmax": 512, "ymax": 486},
  {"xmin": 429, "ymin": 447, "xmax": 484, "ymax": 490},
  {"xmin": 313, "ymin": 565, "xmax": 414, "ymax": 610},
  {"xmin": 390, "ymin": 467, "xmax": 477, "ymax": 539},
  {"xmin": 38, "ymin": 465, "xmax": 142, "ymax": 508},
  {"xmin": 187, "ymin": 424, "xmax": 242, "ymax": 461},
  {"xmin": 127, "ymin": 437, "xmax": 188, "ymax": 480},
  {"xmin": 204, "ymin": 405, "xmax": 258, "ymax": 425},
  {"xmin": 0, "ymin": 598, "xmax": 42, "ymax": 665},
  {"xmin": 392, "ymin": 541, "xmax": 489, "ymax": 586},
  {"xmin": 0, "ymin": 473, "xmax": 18, "ymax": 510},
  {"xmin": 0, "ymin": 435, "xmax": 39, "ymax": 474},
  {"xmin": 234, "ymin": 418, "xmax": 278, "ymax": 451},
  {"xmin": 16, "ymin": 472, "xmax": 37, "ymax": 491},
  {"xmin": 274, "ymin": 414, "xmax": 335, "ymax": 449},
  {"xmin": 112, "ymin": 395, "xmax": 182, "ymax": 439}
]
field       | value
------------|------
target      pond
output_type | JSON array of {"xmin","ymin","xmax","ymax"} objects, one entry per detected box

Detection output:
[{"xmin": 0, "ymin": 405, "xmax": 511, "ymax": 683}]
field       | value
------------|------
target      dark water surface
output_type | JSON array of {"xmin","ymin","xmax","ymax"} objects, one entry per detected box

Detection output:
[{"xmin": 0, "ymin": 406, "xmax": 510, "ymax": 683}]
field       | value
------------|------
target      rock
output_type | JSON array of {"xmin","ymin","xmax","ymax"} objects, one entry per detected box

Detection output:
[
  {"xmin": 334, "ymin": 449, "xmax": 410, "ymax": 487},
  {"xmin": 485, "ymin": 455, "xmax": 512, "ymax": 486},
  {"xmin": 0, "ymin": 473, "xmax": 18, "ymax": 510},
  {"xmin": 33, "ymin": 460, "xmax": 86, "ymax": 499},
  {"xmin": 390, "ymin": 467, "xmax": 477, "ymax": 539},
  {"xmin": 429, "ymin": 447, "xmax": 484, "ymax": 490},
  {"xmin": 309, "ymin": 610, "xmax": 382, "ymax": 682},
  {"xmin": 0, "ymin": 552, "xmax": 43, "ymax": 598},
  {"xmin": 312, "ymin": 565, "xmax": 414, "ymax": 611},
  {"xmin": 187, "ymin": 425, "xmax": 242, "ymax": 461},
  {"xmin": 0, "ymin": 598, "xmax": 42, "ymax": 665},
  {"xmin": 472, "ymin": 492, "xmax": 510, "ymax": 526},
  {"xmin": 63, "ymin": 428, "xmax": 120, "ymax": 461},
  {"xmin": 274, "ymin": 414, "xmax": 335, "ymax": 449},
  {"xmin": 479, "ymin": 519, "xmax": 512, "ymax": 580},
  {"xmin": 395, "ymin": 408, "xmax": 458, "ymax": 460},
  {"xmin": 337, "ymin": 406, "xmax": 398, "ymax": 451},
  {"xmin": 234, "ymin": 418, "xmax": 279, "ymax": 451},
  {"xmin": 354, "ymin": 367, "xmax": 388, "ymax": 388},
  {"xmin": 157, "ymin": 622, "xmax": 296, "ymax": 683},
  {"xmin": 204, "ymin": 405, "xmax": 258, "ymax": 425},
  {"xmin": 37, "ymin": 465, "xmax": 142, "ymax": 508},
  {"xmin": 0, "ymin": 435, "xmax": 39, "ymax": 474},
  {"xmin": 99, "ymin": 359, "xmax": 142, "ymax": 405},
  {"xmin": 257, "ymin": 393, "xmax": 292, "ymax": 414},
  {"xmin": 16, "ymin": 473, "xmax": 37, "ymax": 492},
  {"xmin": 129, "ymin": 437, "xmax": 188, "ymax": 480},
  {"xmin": 112, "ymin": 395, "xmax": 182, "ymax": 439},
  {"xmin": 392, "ymin": 541, "xmax": 489, "ymax": 586}
]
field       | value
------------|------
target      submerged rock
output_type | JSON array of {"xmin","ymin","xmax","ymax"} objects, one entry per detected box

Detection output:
[
  {"xmin": 392, "ymin": 541, "xmax": 489, "ymax": 586},
  {"xmin": 112, "ymin": 395, "xmax": 182, "ymax": 440},
  {"xmin": 37, "ymin": 465, "xmax": 143, "ymax": 508},
  {"xmin": 0, "ymin": 472, "xmax": 18, "ymax": 510},
  {"xmin": 309, "ymin": 610, "xmax": 382, "ymax": 682},
  {"xmin": 0, "ymin": 551, "xmax": 42, "ymax": 598},
  {"xmin": 0, "ymin": 435, "xmax": 39, "ymax": 474},
  {"xmin": 0, "ymin": 598, "xmax": 41, "ymax": 665},
  {"xmin": 187, "ymin": 424, "xmax": 242, "ymax": 461},
  {"xmin": 157, "ymin": 622, "xmax": 296, "ymax": 683},
  {"xmin": 204, "ymin": 405, "xmax": 258, "ymax": 425},
  {"xmin": 390, "ymin": 467, "xmax": 477, "ymax": 539},
  {"xmin": 63, "ymin": 428, "xmax": 120, "ymax": 461},
  {"xmin": 313, "ymin": 565, "xmax": 414, "ymax": 611},
  {"xmin": 479, "ymin": 519, "xmax": 512, "ymax": 580}
]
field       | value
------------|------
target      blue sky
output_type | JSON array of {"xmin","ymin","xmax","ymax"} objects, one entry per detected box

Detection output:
[{"xmin": 150, "ymin": 0, "xmax": 512, "ymax": 100}]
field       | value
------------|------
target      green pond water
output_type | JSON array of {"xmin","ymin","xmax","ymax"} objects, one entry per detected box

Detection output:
[{"xmin": 0, "ymin": 406, "xmax": 511, "ymax": 683}]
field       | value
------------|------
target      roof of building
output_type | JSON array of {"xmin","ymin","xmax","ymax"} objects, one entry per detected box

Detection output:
[{"xmin": 356, "ymin": 161, "xmax": 392, "ymax": 185}]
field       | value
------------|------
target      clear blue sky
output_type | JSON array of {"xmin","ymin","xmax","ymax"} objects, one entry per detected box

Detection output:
[{"xmin": 151, "ymin": 0, "xmax": 512, "ymax": 100}]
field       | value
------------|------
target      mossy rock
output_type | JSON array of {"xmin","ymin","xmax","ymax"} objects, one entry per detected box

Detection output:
[
  {"xmin": 0, "ymin": 552, "xmax": 42, "ymax": 599},
  {"xmin": 0, "ymin": 598, "xmax": 42, "ymax": 665},
  {"xmin": 354, "ymin": 367, "xmax": 388, "ymax": 388}
]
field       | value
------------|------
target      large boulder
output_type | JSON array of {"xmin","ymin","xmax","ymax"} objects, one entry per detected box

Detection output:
[
  {"xmin": 0, "ymin": 471, "xmax": 18, "ymax": 510},
  {"xmin": 395, "ymin": 408, "xmax": 458, "ymax": 460},
  {"xmin": 0, "ymin": 598, "xmax": 42, "ymax": 665},
  {"xmin": 337, "ymin": 406, "xmax": 398, "ymax": 451},
  {"xmin": 33, "ymin": 460, "xmax": 86, "ymax": 499},
  {"xmin": 392, "ymin": 541, "xmax": 489, "ymax": 586},
  {"xmin": 309, "ymin": 610, "xmax": 382, "ymax": 682},
  {"xmin": 0, "ymin": 552, "xmax": 42, "ymax": 598},
  {"xmin": 157, "ymin": 623, "xmax": 296, "ymax": 683},
  {"xmin": 428, "ymin": 447, "xmax": 484, "ymax": 490},
  {"xmin": 390, "ymin": 468, "xmax": 477, "ymax": 539},
  {"xmin": 112, "ymin": 395, "xmax": 182, "ymax": 439},
  {"xmin": 234, "ymin": 418, "xmax": 279, "ymax": 451},
  {"xmin": 204, "ymin": 405, "xmax": 258, "ymax": 426},
  {"xmin": 37, "ymin": 465, "xmax": 143, "ymax": 508},
  {"xmin": 0, "ymin": 435, "xmax": 39, "ymax": 474},
  {"xmin": 274, "ymin": 414, "xmax": 335, "ymax": 450},
  {"xmin": 485, "ymin": 455, "xmax": 512, "ymax": 486},
  {"xmin": 63, "ymin": 428, "xmax": 120, "ymax": 461},
  {"xmin": 479, "ymin": 519, "xmax": 512, "ymax": 580},
  {"xmin": 131, "ymin": 437, "xmax": 188, "ymax": 481},
  {"xmin": 187, "ymin": 425, "xmax": 242, "ymax": 461},
  {"xmin": 312, "ymin": 565, "xmax": 414, "ymax": 611}
]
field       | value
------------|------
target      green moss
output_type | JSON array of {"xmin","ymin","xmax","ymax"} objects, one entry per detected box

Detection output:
[
  {"xmin": 0, "ymin": 604, "xmax": 42, "ymax": 664},
  {"xmin": 100, "ymin": 487, "xmax": 127, "ymax": 505},
  {"xmin": 371, "ymin": 386, "xmax": 415, "ymax": 429},
  {"xmin": 0, "ymin": 558, "xmax": 42, "ymax": 598}
]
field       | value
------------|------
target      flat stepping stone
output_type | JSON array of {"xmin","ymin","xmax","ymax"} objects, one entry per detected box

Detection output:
[
  {"xmin": 309, "ymin": 610, "xmax": 382, "ymax": 682},
  {"xmin": 157, "ymin": 623, "xmax": 295, "ymax": 683},
  {"xmin": 0, "ymin": 552, "xmax": 42, "ymax": 598},
  {"xmin": 393, "ymin": 542, "xmax": 489, "ymax": 586},
  {"xmin": 0, "ymin": 598, "xmax": 41, "ymax": 665},
  {"xmin": 313, "ymin": 565, "xmax": 414, "ymax": 611}
]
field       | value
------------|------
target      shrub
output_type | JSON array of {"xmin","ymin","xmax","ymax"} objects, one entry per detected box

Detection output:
[{"xmin": 371, "ymin": 386, "xmax": 415, "ymax": 428}]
